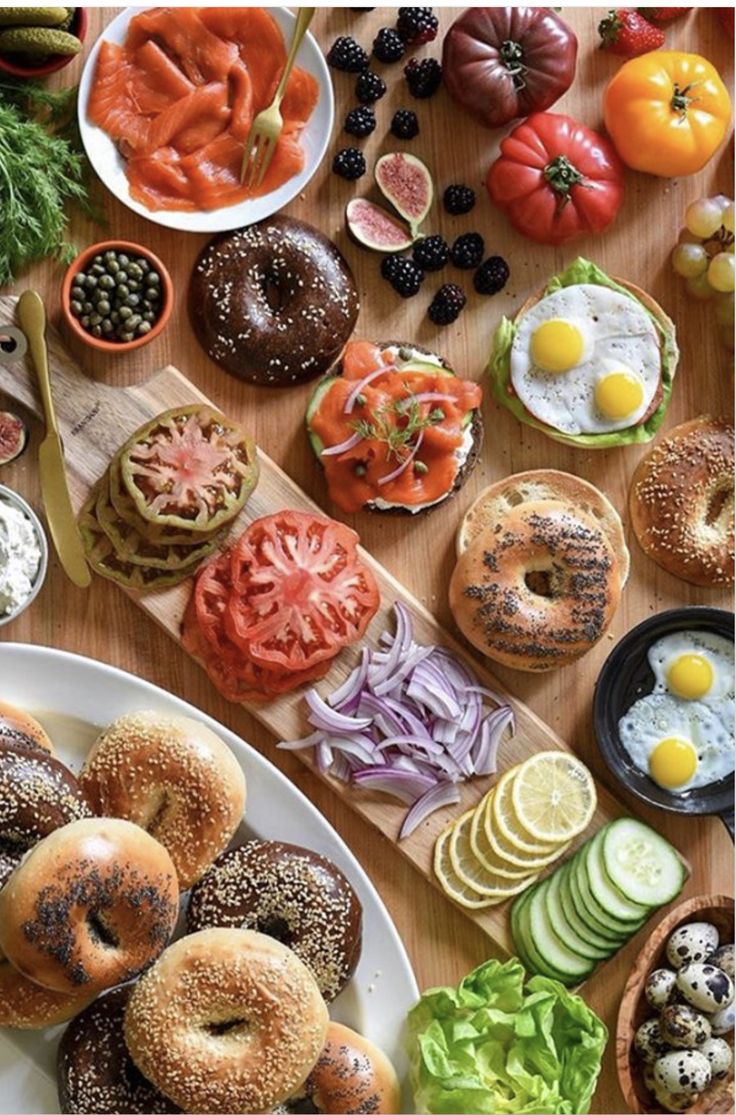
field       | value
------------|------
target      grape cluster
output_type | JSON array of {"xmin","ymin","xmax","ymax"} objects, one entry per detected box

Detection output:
[{"xmin": 671, "ymin": 195, "xmax": 734, "ymax": 350}]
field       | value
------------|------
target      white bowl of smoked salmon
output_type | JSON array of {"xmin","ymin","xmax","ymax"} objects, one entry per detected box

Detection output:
[{"xmin": 78, "ymin": 6, "xmax": 334, "ymax": 233}]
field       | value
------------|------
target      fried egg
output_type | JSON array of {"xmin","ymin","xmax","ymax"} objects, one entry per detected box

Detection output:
[
  {"xmin": 510, "ymin": 284, "xmax": 661, "ymax": 435},
  {"xmin": 618, "ymin": 693, "xmax": 734, "ymax": 793},
  {"xmin": 648, "ymin": 631, "xmax": 734, "ymax": 703}
]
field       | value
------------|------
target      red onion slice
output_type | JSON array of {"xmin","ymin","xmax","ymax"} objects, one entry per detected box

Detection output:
[
  {"xmin": 306, "ymin": 690, "xmax": 371, "ymax": 733},
  {"xmin": 320, "ymin": 430, "xmax": 364, "ymax": 457},
  {"xmin": 377, "ymin": 431, "xmax": 424, "ymax": 487},
  {"xmin": 344, "ymin": 365, "xmax": 394, "ymax": 414},
  {"xmin": 399, "ymin": 781, "xmax": 462, "ymax": 840}
]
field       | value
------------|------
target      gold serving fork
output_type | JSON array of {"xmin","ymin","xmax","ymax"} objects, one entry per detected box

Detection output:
[{"xmin": 240, "ymin": 6, "xmax": 316, "ymax": 189}]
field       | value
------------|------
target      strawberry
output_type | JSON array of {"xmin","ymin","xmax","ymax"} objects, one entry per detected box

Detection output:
[
  {"xmin": 638, "ymin": 7, "xmax": 693, "ymax": 21},
  {"xmin": 598, "ymin": 8, "xmax": 666, "ymax": 55}
]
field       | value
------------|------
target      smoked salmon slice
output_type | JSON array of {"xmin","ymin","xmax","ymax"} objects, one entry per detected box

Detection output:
[{"xmin": 88, "ymin": 7, "xmax": 319, "ymax": 212}]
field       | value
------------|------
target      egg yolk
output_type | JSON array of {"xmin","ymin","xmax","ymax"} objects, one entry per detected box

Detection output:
[
  {"xmin": 667, "ymin": 653, "xmax": 714, "ymax": 700},
  {"xmin": 594, "ymin": 369, "xmax": 644, "ymax": 420},
  {"xmin": 530, "ymin": 319, "xmax": 585, "ymax": 373},
  {"xmin": 649, "ymin": 737, "xmax": 698, "ymax": 790}
]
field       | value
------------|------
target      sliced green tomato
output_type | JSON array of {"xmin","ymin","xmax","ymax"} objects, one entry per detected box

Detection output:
[
  {"xmin": 108, "ymin": 455, "xmax": 218, "ymax": 546},
  {"xmin": 526, "ymin": 883, "xmax": 595, "ymax": 984},
  {"xmin": 573, "ymin": 843, "xmax": 643, "ymax": 938},
  {"xmin": 545, "ymin": 864, "xmax": 611, "ymax": 961},
  {"xmin": 602, "ymin": 818, "xmax": 687, "ymax": 909},
  {"xmin": 120, "ymin": 405, "xmax": 259, "ymax": 533},
  {"xmin": 78, "ymin": 494, "xmax": 192, "ymax": 592},
  {"xmin": 95, "ymin": 479, "xmax": 219, "ymax": 571},
  {"xmin": 585, "ymin": 831, "xmax": 650, "ymax": 923}
]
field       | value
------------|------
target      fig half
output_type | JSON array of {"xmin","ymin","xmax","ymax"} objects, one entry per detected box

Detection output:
[
  {"xmin": 375, "ymin": 152, "xmax": 433, "ymax": 235},
  {"xmin": 345, "ymin": 198, "xmax": 415, "ymax": 253},
  {"xmin": 0, "ymin": 411, "xmax": 28, "ymax": 466}
]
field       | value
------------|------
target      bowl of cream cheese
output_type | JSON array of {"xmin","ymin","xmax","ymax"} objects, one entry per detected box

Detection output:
[{"xmin": 0, "ymin": 484, "xmax": 48, "ymax": 627}]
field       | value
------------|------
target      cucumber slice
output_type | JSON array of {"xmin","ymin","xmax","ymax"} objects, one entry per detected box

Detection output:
[
  {"xmin": 550, "ymin": 864, "xmax": 612, "ymax": 960},
  {"xmin": 602, "ymin": 818, "xmax": 687, "ymax": 908},
  {"xmin": 561, "ymin": 859, "xmax": 624, "ymax": 948},
  {"xmin": 586, "ymin": 830, "xmax": 650, "ymax": 922},
  {"xmin": 512, "ymin": 885, "xmax": 572, "ymax": 983},
  {"xmin": 573, "ymin": 843, "xmax": 643, "ymax": 938},
  {"xmin": 527, "ymin": 883, "xmax": 595, "ymax": 984}
]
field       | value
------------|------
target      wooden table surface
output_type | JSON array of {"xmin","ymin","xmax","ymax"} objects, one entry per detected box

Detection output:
[{"xmin": 1, "ymin": 7, "xmax": 733, "ymax": 1113}]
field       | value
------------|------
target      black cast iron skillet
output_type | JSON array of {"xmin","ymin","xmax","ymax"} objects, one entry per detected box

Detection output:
[{"xmin": 594, "ymin": 607, "xmax": 735, "ymax": 838}]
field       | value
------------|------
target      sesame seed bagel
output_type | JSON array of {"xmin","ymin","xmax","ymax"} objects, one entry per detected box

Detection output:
[
  {"xmin": 0, "ymin": 702, "xmax": 54, "ymax": 755},
  {"xmin": 0, "ymin": 954, "xmax": 95, "ymax": 1030},
  {"xmin": 0, "ymin": 742, "xmax": 93, "ymax": 891},
  {"xmin": 629, "ymin": 415, "xmax": 734, "ymax": 587},
  {"xmin": 0, "ymin": 818, "xmax": 179, "ymax": 994},
  {"xmin": 456, "ymin": 469, "xmax": 630, "ymax": 585},
  {"xmin": 124, "ymin": 928, "xmax": 329, "ymax": 1115},
  {"xmin": 278, "ymin": 1022, "xmax": 401, "ymax": 1115},
  {"xmin": 79, "ymin": 712, "xmax": 246, "ymax": 890},
  {"xmin": 189, "ymin": 216, "xmax": 360, "ymax": 387},
  {"xmin": 450, "ymin": 499, "xmax": 623, "ymax": 671},
  {"xmin": 57, "ymin": 986, "xmax": 180, "ymax": 1114},
  {"xmin": 186, "ymin": 840, "xmax": 363, "ymax": 1002}
]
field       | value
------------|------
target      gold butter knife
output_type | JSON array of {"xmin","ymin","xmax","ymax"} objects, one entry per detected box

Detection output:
[{"xmin": 17, "ymin": 290, "xmax": 91, "ymax": 589}]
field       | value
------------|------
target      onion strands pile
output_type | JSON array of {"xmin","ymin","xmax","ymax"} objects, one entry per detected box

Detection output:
[{"xmin": 279, "ymin": 603, "xmax": 515, "ymax": 838}]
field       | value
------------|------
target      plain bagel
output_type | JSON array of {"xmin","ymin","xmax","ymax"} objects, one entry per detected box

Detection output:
[
  {"xmin": 79, "ymin": 711, "xmax": 246, "ymax": 890},
  {"xmin": 629, "ymin": 415, "xmax": 734, "ymax": 587},
  {"xmin": 0, "ymin": 955, "xmax": 95, "ymax": 1031},
  {"xmin": 450, "ymin": 499, "xmax": 623, "ymax": 671},
  {"xmin": 124, "ymin": 928, "xmax": 329, "ymax": 1114},
  {"xmin": 189, "ymin": 216, "xmax": 360, "ymax": 387}
]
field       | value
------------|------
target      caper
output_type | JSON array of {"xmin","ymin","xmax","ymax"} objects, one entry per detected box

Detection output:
[
  {"xmin": 117, "ymin": 285, "xmax": 129, "ymax": 299},
  {"xmin": 137, "ymin": 257, "xmax": 150, "ymax": 273},
  {"xmin": 147, "ymin": 271, "xmax": 160, "ymax": 286},
  {"xmin": 137, "ymin": 321, "xmax": 152, "ymax": 335},
  {"xmin": 127, "ymin": 279, "xmax": 140, "ymax": 292},
  {"xmin": 101, "ymin": 319, "xmax": 114, "ymax": 335},
  {"xmin": 74, "ymin": 272, "xmax": 86, "ymax": 286},
  {"xmin": 98, "ymin": 274, "xmax": 115, "ymax": 291},
  {"xmin": 93, "ymin": 254, "xmax": 103, "ymax": 265},
  {"xmin": 97, "ymin": 300, "xmax": 111, "ymax": 316},
  {"xmin": 107, "ymin": 258, "xmax": 120, "ymax": 275},
  {"xmin": 142, "ymin": 311, "xmax": 155, "ymax": 323},
  {"xmin": 83, "ymin": 301, "xmax": 93, "ymax": 314},
  {"xmin": 413, "ymin": 460, "xmax": 429, "ymax": 475},
  {"xmin": 126, "ymin": 314, "xmax": 142, "ymax": 330},
  {"xmin": 118, "ymin": 253, "xmax": 130, "ymax": 268},
  {"xmin": 70, "ymin": 300, "xmax": 83, "ymax": 316},
  {"xmin": 115, "ymin": 270, "xmax": 128, "ymax": 284},
  {"xmin": 126, "ymin": 294, "xmax": 140, "ymax": 308},
  {"xmin": 80, "ymin": 315, "xmax": 90, "ymax": 328},
  {"xmin": 104, "ymin": 250, "xmax": 117, "ymax": 262},
  {"xmin": 128, "ymin": 262, "xmax": 142, "ymax": 279},
  {"xmin": 84, "ymin": 275, "xmax": 97, "ymax": 290},
  {"xmin": 354, "ymin": 463, "xmax": 367, "ymax": 477},
  {"xmin": 89, "ymin": 313, "xmax": 102, "ymax": 326},
  {"xmin": 90, "ymin": 263, "xmax": 105, "ymax": 277},
  {"xmin": 118, "ymin": 305, "xmax": 133, "ymax": 320},
  {"xmin": 398, "ymin": 346, "xmax": 414, "ymax": 361},
  {"xmin": 120, "ymin": 331, "xmax": 135, "ymax": 344},
  {"xmin": 145, "ymin": 288, "xmax": 160, "ymax": 302},
  {"xmin": 91, "ymin": 325, "xmax": 102, "ymax": 338}
]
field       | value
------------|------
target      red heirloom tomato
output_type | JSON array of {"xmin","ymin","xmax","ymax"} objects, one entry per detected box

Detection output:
[
  {"xmin": 486, "ymin": 112, "xmax": 625, "ymax": 245},
  {"xmin": 442, "ymin": 7, "xmax": 578, "ymax": 129}
]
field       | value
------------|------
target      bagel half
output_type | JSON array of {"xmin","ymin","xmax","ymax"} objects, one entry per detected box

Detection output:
[{"xmin": 489, "ymin": 257, "xmax": 679, "ymax": 449}]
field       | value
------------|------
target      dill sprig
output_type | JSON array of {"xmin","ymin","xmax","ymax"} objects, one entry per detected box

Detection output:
[{"xmin": 352, "ymin": 396, "xmax": 444, "ymax": 462}]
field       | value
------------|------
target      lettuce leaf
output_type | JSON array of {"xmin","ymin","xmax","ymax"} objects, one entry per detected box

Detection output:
[
  {"xmin": 488, "ymin": 257, "xmax": 679, "ymax": 449},
  {"xmin": 407, "ymin": 958, "xmax": 607, "ymax": 1115}
]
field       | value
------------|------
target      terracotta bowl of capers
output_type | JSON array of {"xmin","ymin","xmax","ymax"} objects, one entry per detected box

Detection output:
[{"xmin": 61, "ymin": 240, "xmax": 173, "ymax": 353}]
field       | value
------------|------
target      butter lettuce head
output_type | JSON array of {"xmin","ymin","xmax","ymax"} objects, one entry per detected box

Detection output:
[
  {"xmin": 489, "ymin": 257, "xmax": 679, "ymax": 449},
  {"xmin": 407, "ymin": 958, "xmax": 607, "ymax": 1115}
]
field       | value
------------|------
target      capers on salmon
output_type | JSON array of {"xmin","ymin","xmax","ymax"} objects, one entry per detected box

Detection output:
[{"xmin": 69, "ymin": 247, "xmax": 165, "ymax": 343}]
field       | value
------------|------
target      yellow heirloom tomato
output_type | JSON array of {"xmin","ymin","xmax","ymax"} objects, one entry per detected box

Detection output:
[{"xmin": 603, "ymin": 51, "xmax": 732, "ymax": 177}]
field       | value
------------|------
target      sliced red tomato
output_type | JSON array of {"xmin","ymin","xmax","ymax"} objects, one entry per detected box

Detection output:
[{"xmin": 226, "ymin": 510, "xmax": 380, "ymax": 672}]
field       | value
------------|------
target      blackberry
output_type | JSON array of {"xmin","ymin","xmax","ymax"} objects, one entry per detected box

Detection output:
[
  {"xmin": 355, "ymin": 69, "xmax": 386, "ymax": 103},
  {"xmin": 326, "ymin": 36, "xmax": 368, "ymax": 73},
  {"xmin": 390, "ymin": 108, "xmax": 419, "ymax": 139},
  {"xmin": 332, "ymin": 147, "xmax": 367, "ymax": 180},
  {"xmin": 372, "ymin": 27, "xmax": 405, "ymax": 63},
  {"xmin": 474, "ymin": 256, "xmax": 510, "ymax": 296},
  {"xmin": 412, "ymin": 235, "xmax": 449, "ymax": 272},
  {"xmin": 344, "ymin": 105, "xmax": 376, "ymax": 138},
  {"xmin": 397, "ymin": 7, "xmax": 439, "ymax": 44},
  {"xmin": 428, "ymin": 283, "xmax": 466, "ymax": 325},
  {"xmin": 451, "ymin": 232, "xmax": 484, "ymax": 269},
  {"xmin": 404, "ymin": 56, "xmax": 442, "ymax": 98},
  {"xmin": 443, "ymin": 184, "xmax": 476, "ymax": 215},
  {"xmin": 381, "ymin": 256, "xmax": 424, "ymax": 298}
]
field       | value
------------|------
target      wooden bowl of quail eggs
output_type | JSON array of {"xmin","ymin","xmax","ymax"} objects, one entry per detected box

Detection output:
[{"xmin": 617, "ymin": 894, "xmax": 735, "ymax": 1113}]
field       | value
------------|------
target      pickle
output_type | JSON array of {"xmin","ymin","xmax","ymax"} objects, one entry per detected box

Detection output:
[
  {"xmin": 0, "ymin": 7, "xmax": 67, "ymax": 27},
  {"xmin": 0, "ymin": 26, "xmax": 81, "ymax": 56}
]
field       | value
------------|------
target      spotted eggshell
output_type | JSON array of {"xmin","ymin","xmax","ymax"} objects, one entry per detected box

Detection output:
[
  {"xmin": 666, "ymin": 922, "xmax": 720, "ymax": 969},
  {"xmin": 645, "ymin": 968, "xmax": 678, "ymax": 1010},
  {"xmin": 660, "ymin": 1003, "xmax": 712, "ymax": 1049},
  {"xmin": 700, "ymin": 1036, "xmax": 733, "ymax": 1078},
  {"xmin": 708, "ymin": 942, "xmax": 735, "ymax": 981},
  {"xmin": 677, "ymin": 963, "xmax": 735, "ymax": 1013},
  {"xmin": 654, "ymin": 1049, "xmax": 712, "ymax": 1097},
  {"xmin": 635, "ymin": 1017, "xmax": 671, "ymax": 1064},
  {"xmin": 711, "ymin": 1001, "xmax": 736, "ymax": 1036}
]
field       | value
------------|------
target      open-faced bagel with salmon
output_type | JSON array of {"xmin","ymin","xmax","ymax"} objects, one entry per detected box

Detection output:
[
  {"xmin": 489, "ymin": 258, "xmax": 678, "ymax": 449},
  {"xmin": 307, "ymin": 340, "xmax": 483, "ymax": 515}
]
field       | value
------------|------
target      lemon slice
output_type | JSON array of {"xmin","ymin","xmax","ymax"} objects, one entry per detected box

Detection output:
[
  {"xmin": 449, "ymin": 808, "xmax": 538, "ymax": 900},
  {"xmin": 492, "ymin": 767, "xmax": 562, "ymax": 854},
  {"xmin": 469, "ymin": 792, "xmax": 531, "ymax": 879},
  {"xmin": 511, "ymin": 751, "xmax": 597, "ymax": 843},
  {"xmin": 483, "ymin": 792, "xmax": 571, "ymax": 869},
  {"xmin": 433, "ymin": 816, "xmax": 504, "ymax": 909}
]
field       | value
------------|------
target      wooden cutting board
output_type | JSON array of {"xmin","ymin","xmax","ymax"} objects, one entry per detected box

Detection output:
[{"xmin": 0, "ymin": 292, "xmax": 635, "ymax": 954}]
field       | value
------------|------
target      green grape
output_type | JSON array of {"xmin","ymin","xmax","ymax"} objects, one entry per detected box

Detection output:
[
  {"xmin": 685, "ymin": 197, "xmax": 724, "ymax": 239},
  {"xmin": 672, "ymin": 242, "xmax": 709, "ymax": 277},
  {"xmin": 708, "ymin": 252, "xmax": 735, "ymax": 293},
  {"xmin": 686, "ymin": 273, "xmax": 714, "ymax": 300},
  {"xmin": 715, "ymin": 294, "xmax": 735, "ymax": 327},
  {"xmin": 721, "ymin": 200, "xmax": 735, "ymax": 234}
]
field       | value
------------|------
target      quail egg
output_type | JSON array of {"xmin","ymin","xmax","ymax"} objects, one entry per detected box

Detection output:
[
  {"xmin": 667, "ymin": 922, "xmax": 720, "ymax": 969},
  {"xmin": 677, "ymin": 962, "xmax": 735, "ymax": 1013},
  {"xmin": 660, "ymin": 1002, "xmax": 712, "ymax": 1048},
  {"xmin": 635, "ymin": 1017, "xmax": 672, "ymax": 1063},
  {"xmin": 646, "ymin": 967, "xmax": 678, "ymax": 1010},
  {"xmin": 708, "ymin": 942, "xmax": 735, "ymax": 981},
  {"xmin": 700, "ymin": 1035, "xmax": 733, "ymax": 1078},
  {"xmin": 710, "ymin": 1000, "xmax": 735, "ymax": 1036},
  {"xmin": 654, "ymin": 1049, "xmax": 712, "ymax": 1096},
  {"xmin": 652, "ymin": 1082, "xmax": 701, "ymax": 1113}
]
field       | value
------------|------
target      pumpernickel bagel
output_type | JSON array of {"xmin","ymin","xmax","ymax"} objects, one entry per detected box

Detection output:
[{"xmin": 189, "ymin": 216, "xmax": 359, "ymax": 387}]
